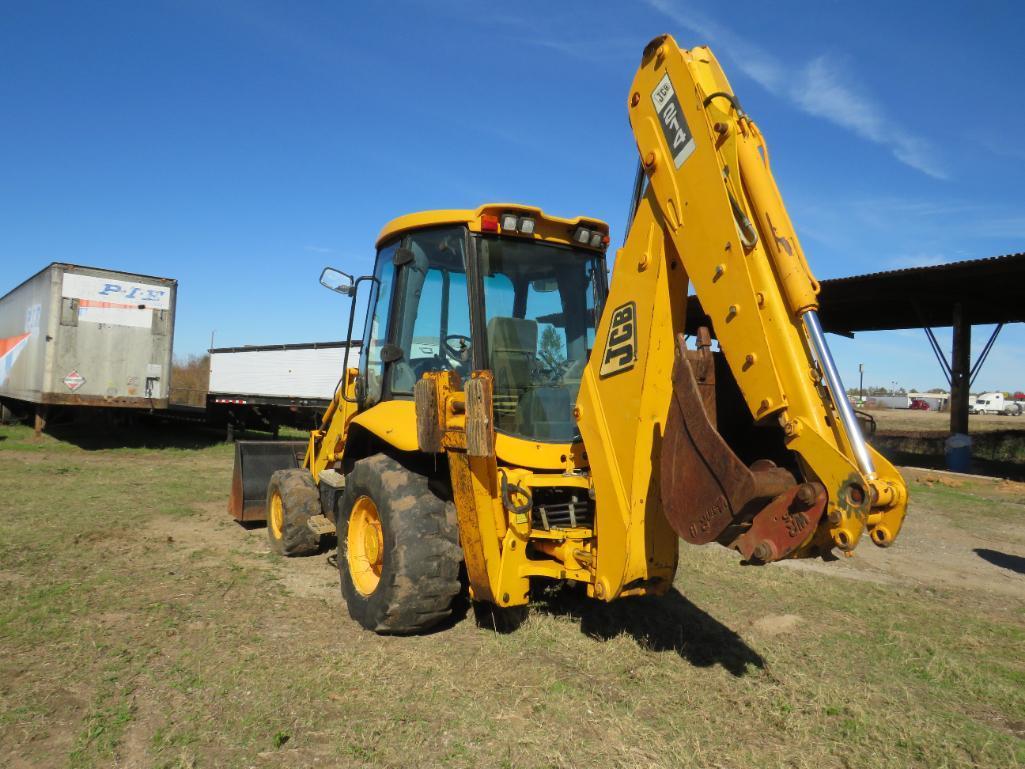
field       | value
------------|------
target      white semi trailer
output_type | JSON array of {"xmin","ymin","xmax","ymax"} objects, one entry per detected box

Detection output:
[{"xmin": 0, "ymin": 263, "xmax": 176, "ymax": 428}]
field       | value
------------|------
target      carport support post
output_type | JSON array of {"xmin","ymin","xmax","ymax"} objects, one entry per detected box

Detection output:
[{"xmin": 950, "ymin": 302, "xmax": 971, "ymax": 435}]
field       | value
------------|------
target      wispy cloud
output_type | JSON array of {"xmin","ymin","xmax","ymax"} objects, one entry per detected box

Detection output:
[
  {"xmin": 521, "ymin": 37, "xmax": 638, "ymax": 64},
  {"xmin": 842, "ymin": 197, "xmax": 1025, "ymax": 242},
  {"xmin": 978, "ymin": 133, "xmax": 1025, "ymax": 163},
  {"xmin": 645, "ymin": 0, "xmax": 947, "ymax": 179},
  {"xmin": 488, "ymin": 11, "xmax": 640, "ymax": 65},
  {"xmin": 886, "ymin": 252, "xmax": 950, "ymax": 269},
  {"xmin": 790, "ymin": 191, "xmax": 1024, "ymax": 269},
  {"xmin": 975, "ymin": 215, "xmax": 1025, "ymax": 241}
]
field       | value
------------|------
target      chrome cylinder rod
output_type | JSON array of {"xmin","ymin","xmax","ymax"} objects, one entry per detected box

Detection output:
[{"xmin": 803, "ymin": 309, "xmax": 876, "ymax": 479}]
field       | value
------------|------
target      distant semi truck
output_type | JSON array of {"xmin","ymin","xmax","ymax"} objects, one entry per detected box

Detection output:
[
  {"xmin": 0, "ymin": 263, "xmax": 176, "ymax": 428},
  {"xmin": 971, "ymin": 392, "xmax": 1021, "ymax": 416}
]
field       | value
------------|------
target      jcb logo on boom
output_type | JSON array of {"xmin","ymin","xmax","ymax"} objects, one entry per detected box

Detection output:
[
  {"xmin": 650, "ymin": 73, "xmax": 696, "ymax": 169},
  {"xmin": 599, "ymin": 302, "xmax": 637, "ymax": 378}
]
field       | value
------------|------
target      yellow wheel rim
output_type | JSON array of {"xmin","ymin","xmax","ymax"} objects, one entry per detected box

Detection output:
[
  {"xmin": 269, "ymin": 489, "xmax": 284, "ymax": 540},
  {"xmin": 347, "ymin": 496, "xmax": 384, "ymax": 596}
]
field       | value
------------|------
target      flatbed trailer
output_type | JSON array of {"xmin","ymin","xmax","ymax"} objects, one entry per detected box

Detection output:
[{"xmin": 205, "ymin": 341, "xmax": 361, "ymax": 438}]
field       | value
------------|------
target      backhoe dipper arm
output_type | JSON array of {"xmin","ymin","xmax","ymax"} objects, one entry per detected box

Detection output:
[{"xmin": 576, "ymin": 36, "xmax": 907, "ymax": 601}]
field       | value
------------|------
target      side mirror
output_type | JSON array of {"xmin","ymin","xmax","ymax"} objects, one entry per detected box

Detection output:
[{"xmin": 320, "ymin": 267, "xmax": 355, "ymax": 296}]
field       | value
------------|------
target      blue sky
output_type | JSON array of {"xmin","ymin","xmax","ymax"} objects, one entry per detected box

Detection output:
[{"xmin": 2, "ymin": 0, "xmax": 1022, "ymax": 392}]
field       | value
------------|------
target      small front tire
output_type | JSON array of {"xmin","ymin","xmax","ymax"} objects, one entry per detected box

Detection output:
[{"xmin": 266, "ymin": 469, "xmax": 321, "ymax": 557}]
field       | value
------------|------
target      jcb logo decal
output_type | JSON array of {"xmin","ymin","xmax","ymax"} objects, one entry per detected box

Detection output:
[
  {"xmin": 650, "ymin": 73, "xmax": 696, "ymax": 169},
  {"xmin": 599, "ymin": 302, "xmax": 637, "ymax": 378}
]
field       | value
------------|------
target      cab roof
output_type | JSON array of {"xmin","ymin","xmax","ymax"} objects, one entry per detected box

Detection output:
[{"xmin": 375, "ymin": 203, "xmax": 610, "ymax": 249}]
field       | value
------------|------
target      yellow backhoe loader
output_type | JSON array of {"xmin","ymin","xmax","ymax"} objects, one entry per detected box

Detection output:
[{"xmin": 229, "ymin": 35, "xmax": 908, "ymax": 634}]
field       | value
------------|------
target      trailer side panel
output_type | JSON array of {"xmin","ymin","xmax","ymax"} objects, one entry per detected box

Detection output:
[
  {"xmin": 208, "ymin": 343, "xmax": 357, "ymax": 401},
  {"xmin": 0, "ymin": 267, "xmax": 52, "ymax": 403}
]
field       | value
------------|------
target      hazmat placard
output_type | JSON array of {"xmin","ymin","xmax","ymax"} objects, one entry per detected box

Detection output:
[{"xmin": 62, "ymin": 370, "xmax": 86, "ymax": 391}]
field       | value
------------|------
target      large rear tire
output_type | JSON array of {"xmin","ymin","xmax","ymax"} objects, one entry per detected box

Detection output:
[
  {"xmin": 338, "ymin": 454, "xmax": 462, "ymax": 634},
  {"xmin": 266, "ymin": 469, "xmax": 321, "ymax": 557}
]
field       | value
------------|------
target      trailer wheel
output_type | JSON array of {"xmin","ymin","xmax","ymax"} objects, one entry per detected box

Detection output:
[
  {"xmin": 338, "ymin": 453, "xmax": 462, "ymax": 634},
  {"xmin": 266, "ymin": 469, "xmax": 321, "ymax": 557}
]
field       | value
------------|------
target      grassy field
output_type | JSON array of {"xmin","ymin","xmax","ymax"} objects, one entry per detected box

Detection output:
[
  {"xmin": 1, "ymin": 423, "xmax": 1024, "ymax": 768},
  {"xmin": 869, "ymin": 407, "xmax": 1024, "ymax": 434}
]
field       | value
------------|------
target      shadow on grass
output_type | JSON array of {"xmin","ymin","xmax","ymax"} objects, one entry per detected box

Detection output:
[
  {"xmin": 46, "ymin": 417, "xmax": 229, "ymax": 450},
  {"xmin": 875, "ymin": 446, "xmax": 1025, "ymax": 482},
  {"xmin": 533, "ymin": 583, "xmax": 764, "ymax": 676},
  {"xmin": 974, "ymin": 548, "xmax": 1025, "ymax": 575},
  {"xmin": 37, "ymin": 411, "xmax": 294, "ymax": 451}
]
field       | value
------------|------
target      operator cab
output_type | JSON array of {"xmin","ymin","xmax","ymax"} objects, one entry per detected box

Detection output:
[{"xmin": 356, "ymin": 205, "xmax": 609, "ymax": 443}]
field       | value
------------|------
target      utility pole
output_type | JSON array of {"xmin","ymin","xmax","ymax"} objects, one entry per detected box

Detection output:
[
  {"xmin": 858, "ymin": 363, "xmax": 864, "ymax": 401},
  {"xmin": 950, "ymin": 302, "xmax": 971, "ymax": 435}
]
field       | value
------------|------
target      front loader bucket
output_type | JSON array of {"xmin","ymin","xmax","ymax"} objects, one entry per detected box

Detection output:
[
  {"xmin": 228, "ymin": 440, "xmax": 307, "ymax": 522},
  {"xmin": 660, "ymin": 334, "xmax": 826, "ymax": 562}
]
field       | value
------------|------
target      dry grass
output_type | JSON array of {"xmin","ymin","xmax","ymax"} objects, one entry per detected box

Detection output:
[
  {"xmin": 0, "ymin": 423, "xmax": 1023, "ymax": 768},
  {"xmin": 869, "ymin": 407, "xmax": 1024, "ymax": 434}
]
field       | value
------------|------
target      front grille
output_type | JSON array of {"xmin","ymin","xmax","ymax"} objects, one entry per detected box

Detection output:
[{"xmin": 531, "ymin": 486, "xmax": 594, "ymax": 531}]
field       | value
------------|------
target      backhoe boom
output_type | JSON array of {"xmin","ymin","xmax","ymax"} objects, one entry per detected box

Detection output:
[{"xmin": 576, "ymin": 36, "xmax": 907, "ymax": 601}]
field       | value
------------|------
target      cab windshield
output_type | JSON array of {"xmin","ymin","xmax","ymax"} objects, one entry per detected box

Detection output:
[{"xmin": 476, "ymin": 235, "xmax": 605, "ymax": 442}]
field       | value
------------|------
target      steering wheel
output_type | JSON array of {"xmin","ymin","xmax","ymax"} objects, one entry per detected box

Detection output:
[{"xmin": 443, "ymin": 334, "xmax": 472, "ymax": 361}]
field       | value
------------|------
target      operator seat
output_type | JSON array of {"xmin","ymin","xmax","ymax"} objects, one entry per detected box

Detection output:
[{"xmin": 486, "ymin": 317, "xmax": 537, "ymax": 428}]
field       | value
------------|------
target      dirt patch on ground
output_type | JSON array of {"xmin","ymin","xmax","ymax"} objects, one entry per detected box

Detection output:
[
  {"xmin": 143, "ymin": 468, "xmax": 1025, "ymax": 639},
  {"xmin": 158, "ymin": 470, "xmax": 1025, "ymax": 608},
  {"xmin": 146, "ymin": 501, "xmax": 341, "ymax": 603},
  {"xmin": 784, "ymin": 467, "xmax": 1025, "ymax": 598},
  {"xmin": 750, "ymin": 614, "xmax": 802, "ymax": 637}
]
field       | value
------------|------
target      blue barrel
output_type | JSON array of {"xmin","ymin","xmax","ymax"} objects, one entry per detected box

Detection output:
[{"xmin": 944, "ymin": 433, "xmax": 972, "ymax": 473}]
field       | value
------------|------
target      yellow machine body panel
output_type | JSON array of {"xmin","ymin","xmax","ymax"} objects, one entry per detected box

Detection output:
[
  {"xmin": 336, "ymin": 396, "xmax": 587, "ymax": 473},
  {"xmin": 347, "ymin": 400, "xmax": 419, "ymax": 454},
  {"xmin": 575, "ymin": 197, "xmax": 685, "ymax": 600}
]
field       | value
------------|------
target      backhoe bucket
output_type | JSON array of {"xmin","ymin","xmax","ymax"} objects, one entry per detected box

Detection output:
[
  {"xmin": 660, "ymin": 334, "xmax": 826, "ymax": 562},
  {"xmin": 228, "ymin": 440, "xmax": 307, "ymax": 522}
]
